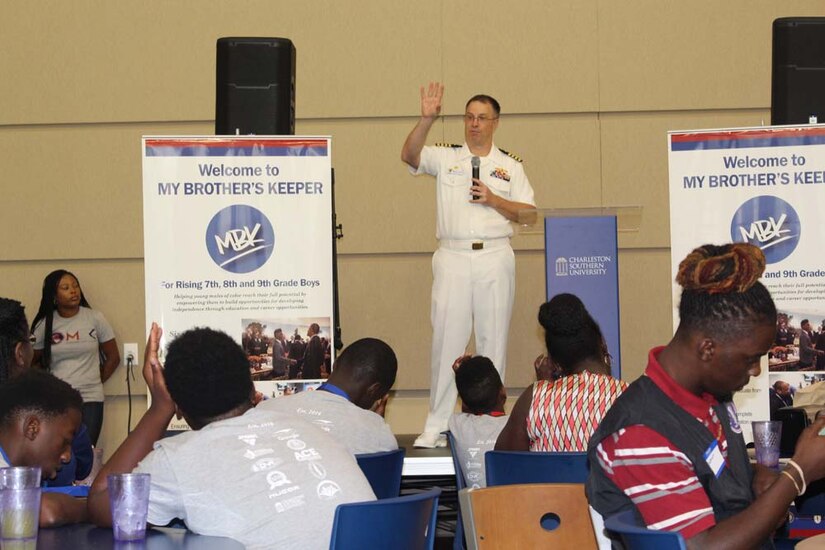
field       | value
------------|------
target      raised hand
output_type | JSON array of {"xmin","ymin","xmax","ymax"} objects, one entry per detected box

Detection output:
[
  {"xmin": 402, "ymin": 82, "xmax": 443, "ymax": 169},
  {"xmin": 143, "ymin": 322, "xmax": 174, "ymax": 415},
  {"xmin": 142, "ymin": 322, "xmax": 161, "ymax": 381},
  {"xmin": 420, "ymin": 81, "xmax": 444, "ymax": 120}
]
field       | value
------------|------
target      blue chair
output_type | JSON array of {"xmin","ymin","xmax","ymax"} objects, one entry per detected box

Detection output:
[
  {"xmin": 329, "ymin": 487, "xmax": 441, "ymax": 550},
  {"xmin": 604, "ymin": 509, "xmax": 687, "ymax": 550},
  {"xmin": 355, "ymin": 448, "xmax": 406, "ymax": 499},
  {"xmin": 446, "ymin": 432, "xmax": 467, "ymax": 550},
  {"xmin": 484, "ymin": 450, "xmax": 589, "ymax": 486}
]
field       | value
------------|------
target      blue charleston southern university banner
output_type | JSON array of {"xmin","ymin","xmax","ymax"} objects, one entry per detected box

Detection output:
[{"xmin": 544, "ymin": 216, "xmax": 621, "ymax": 378}]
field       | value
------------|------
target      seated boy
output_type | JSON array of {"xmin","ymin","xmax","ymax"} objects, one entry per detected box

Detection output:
[
  {"xmin": 259, "ymin": 337, "xmax": 398, "ymax": 454},
  {"xmin": 0, "ymin": 368, "xmax": 87, "ymax": 525},
  {"xmin": 447, "ymin": 355, "xmax": 507, "ymax": 489},
  {"xmin": 88, "ymin": 325, "xmax": 375, "ymax": 549},
  {"xmin": 0, "ymin": 296, "xmax": 93, "ymax": 488}
]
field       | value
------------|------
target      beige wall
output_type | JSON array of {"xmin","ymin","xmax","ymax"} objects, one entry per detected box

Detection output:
[{"xmin": 2, "ymin": 0, "xmax": 822, "ymax": 456}]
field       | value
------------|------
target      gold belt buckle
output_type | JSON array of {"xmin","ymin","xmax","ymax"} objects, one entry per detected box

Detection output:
[{"xmin": 472, "ymin": 242, "xmax": 483, "ymax": 250}]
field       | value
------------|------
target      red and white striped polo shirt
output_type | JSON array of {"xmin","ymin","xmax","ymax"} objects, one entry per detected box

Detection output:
[{"xmin": 595, "ymin": 347, "xmax": 728, "ymax": 539}]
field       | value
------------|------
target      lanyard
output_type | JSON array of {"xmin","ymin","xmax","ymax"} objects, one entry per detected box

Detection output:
[
  {"xmin": 318, "ymin": 382, "xmax": 349, "ymax": 401},
  {"xmin": 0, "ymin": 444, "xmax": 11, "ymax": 466}
]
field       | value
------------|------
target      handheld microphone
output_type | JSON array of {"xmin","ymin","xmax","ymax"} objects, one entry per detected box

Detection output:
[{"xmin": 471, "ymin": 156, "xmax": 481, "ymax": 200}]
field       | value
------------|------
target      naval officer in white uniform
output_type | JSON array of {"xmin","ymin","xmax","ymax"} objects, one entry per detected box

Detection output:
[{"xmin": 401, "ymin": 82, "xmax": 536, "ymax": 448}]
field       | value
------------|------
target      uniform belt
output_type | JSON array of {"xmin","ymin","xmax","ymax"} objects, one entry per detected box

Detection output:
[{"xmin": 439, "ymin": 238, "xmax": 510, "ymax": 251}]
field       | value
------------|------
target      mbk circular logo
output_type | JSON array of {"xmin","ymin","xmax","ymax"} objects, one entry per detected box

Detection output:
[
  {"xmin": 205, "ymin": 205, "xmax": 275, "ymax": 273},
  {"xmin": 730, "ymin": 196, "xmax": 800, "ymax": 264}
]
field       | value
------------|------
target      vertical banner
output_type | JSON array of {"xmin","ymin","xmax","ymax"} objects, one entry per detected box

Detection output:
[
  {"xmin": 545, "ymin": 216, "xmax": 621, "ymax": 377},
  {"xmin": 669, "ymin": 125, "xmax": 825, "ymax": 438},
  {"xmin": 143, "ymin": 136, "xmax": 334, "ymax": 422}
]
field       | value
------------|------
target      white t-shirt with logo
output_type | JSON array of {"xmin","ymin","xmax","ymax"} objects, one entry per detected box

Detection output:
[
  {"xmin": 133, "ymin": 407, "xmax": 375, "ymax": 550},
  {"xmin": 258, "ymin": 390, "xmax": 398, "ymax": 454},
  {"xmin": 33, "ymin": 307, "xmax": 115, "ymax": 402}
]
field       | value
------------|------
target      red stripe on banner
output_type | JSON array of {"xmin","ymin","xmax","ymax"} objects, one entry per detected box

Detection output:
[
  {"xmin": 789, "ymin": 528, "xmax": 825, "ymax": 539},
  {"xmin": 144, "ymin": 138, "xmax": 328, "ymax": 148},
  {"xmin": 671, "ymin": 127, "xmax": 825, "ymax": 143}
]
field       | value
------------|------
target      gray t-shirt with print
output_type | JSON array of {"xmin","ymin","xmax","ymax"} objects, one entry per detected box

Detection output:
[
  {"xmin": 33, "ymin": 307, "xmax": 115, "ymax": 402},
  {"xmin": 258, "ymin": 390, "xmax": 398, "ymax": 455},
  {"xmin": 448, "ymin": 413, "xmax": 507, "ymax": 489},
  {"xmin": 133, "ymin": 407, "xmax": 375, "ymax": 550}
]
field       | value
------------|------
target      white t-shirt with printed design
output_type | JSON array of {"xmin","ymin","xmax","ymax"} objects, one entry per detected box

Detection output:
[
  {"xmin": 33, "ymin": 307, "xmax": 115, "ymax": 402},
  {"xmin": 133, "ymin": 407, "xmax": 375, "ymax": 550},
  {"xmin": 258, "ymin": 389, "xmax": 398, "ymax": 454}
]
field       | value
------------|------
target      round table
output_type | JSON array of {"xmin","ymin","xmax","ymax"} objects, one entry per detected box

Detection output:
[{"xmin": 36, "ymin": 524, "xmax": 245, "ymax": 549}]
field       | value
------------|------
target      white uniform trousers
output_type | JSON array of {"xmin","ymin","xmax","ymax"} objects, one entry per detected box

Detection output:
[{"xmin": 423, "ymin": 241, "xmax": 515, "ymax": 434}]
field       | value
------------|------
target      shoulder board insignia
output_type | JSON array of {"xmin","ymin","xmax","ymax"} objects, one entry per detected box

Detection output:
[
  {"xmin": 498, "ymin": 148, "xmax": 522, "ymax": 162},
  {"xmin": 435, "ymin": 143, "xmax": 462, "ymax": 148}
]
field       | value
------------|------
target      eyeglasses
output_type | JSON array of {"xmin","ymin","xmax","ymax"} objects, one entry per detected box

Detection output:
[{"xmin": 463, "ymin": 114, "xmax": 499, "ymax": 124}]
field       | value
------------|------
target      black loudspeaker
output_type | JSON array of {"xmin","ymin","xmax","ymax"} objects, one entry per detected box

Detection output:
[
  {"xmin": 215, "ymin": 37, "xmax": 296, "ymax": 135},
  {"xmin": 772, "ymin": 18, "xmax": 825, "ymax": 125}
]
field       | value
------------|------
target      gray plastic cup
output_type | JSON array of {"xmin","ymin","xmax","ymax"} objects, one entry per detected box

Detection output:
[
  {"xmin": 0, "ymin": 466, "xmax": 42, "ymax": 550},
  {"xmin": 108, "ymin": 473, "xmax": 151, "ymax": 541},
  {"xmin": 752, "ymin": 420, "xmax": 782, "ymax": 468}
]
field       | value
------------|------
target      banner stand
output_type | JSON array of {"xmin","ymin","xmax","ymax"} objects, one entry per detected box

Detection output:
[
  {"xmin": 668, "ymin": 124, "xmax": 825, "ymax": 440},
  {"xmin": 331, "ymin": 167, "xmax": 343, "ymax": 352},
  {"xmin": 142, "ymin": 135, "xmax": 336, "ymax": 426}
]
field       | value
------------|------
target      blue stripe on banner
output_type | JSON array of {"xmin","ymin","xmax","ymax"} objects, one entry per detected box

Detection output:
[
  {"xmin": 545, "ymin": 216, "xmax": 621, "ymax": 378},
  {"xmin": 671, "ymin": 127, "xmax": 825, "ymax": 152},
  {"xmin": 671, "ymin": 134, "xmax": 825, "ymax": 151},
  {"xmin": 146, "ymin": 145, "xmax": 328, "ymax": 157}
]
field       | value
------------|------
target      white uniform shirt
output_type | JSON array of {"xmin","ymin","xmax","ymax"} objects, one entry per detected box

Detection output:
[
  {"xmin": 259, "ymin": 390, "xmax": 398, "ymax": 455},
  {"xmin": 133, "ymin": 407, "xmax": 375, "ymax": 550},
  {"xmin": 411, "ymin": 143, "xmax": 535, "ymax": 240}
]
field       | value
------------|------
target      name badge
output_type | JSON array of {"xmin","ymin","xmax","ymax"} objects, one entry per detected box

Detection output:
[{"xmin": 704, "ymin": 440, "xmax": 725, "ymax": 478}]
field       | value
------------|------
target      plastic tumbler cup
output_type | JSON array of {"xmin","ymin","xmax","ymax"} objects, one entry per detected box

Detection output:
[
  {"xmin": 108, "ymin": 473, "xmax": 151, "ymax": 541},
  {"xmin": 752, "ymin": 420, "xmax": 782, "ymax": 468},
  {"xmin": 0, "ymin": 466, "xmax": 42, "ymax": 550}
]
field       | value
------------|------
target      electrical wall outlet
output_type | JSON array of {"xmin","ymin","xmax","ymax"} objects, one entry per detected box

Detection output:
[{"xmin": 123, "ymin": 343, "xmax": 139, "ymax": 367}]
